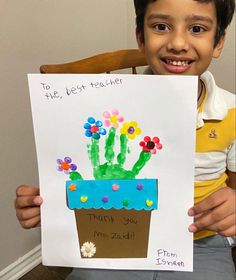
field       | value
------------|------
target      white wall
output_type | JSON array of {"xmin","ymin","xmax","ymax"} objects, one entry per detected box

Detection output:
[{"xmin": 0, "ymin": 0, "xmax": 235, "ymax": 275}]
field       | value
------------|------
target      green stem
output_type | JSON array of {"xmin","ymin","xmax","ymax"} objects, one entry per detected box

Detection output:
[
  {"xmin": 105, "ymin": 127, "xmax": 116, "ymax": 163},
  {"xmin": 131, "ymin": 151, "xmax": 151, "ymax": 176},
  {"xmin": 117, "ymin": 134, "xmax": 128, "ymax": 166},
  {"xmin": 90, "ymin": 138, "xmax": 100, "ymax": 168},
  {"xmin": 69, "ymin": 171, "xmax": 83, "ymax": 180}
]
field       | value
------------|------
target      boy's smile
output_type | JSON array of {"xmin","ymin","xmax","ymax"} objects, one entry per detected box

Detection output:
[{"xmin": 137, "ymin": 0, "xmax": 225, "ymax": 76}]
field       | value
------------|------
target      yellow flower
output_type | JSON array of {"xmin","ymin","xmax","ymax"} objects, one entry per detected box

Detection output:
[{"xmin": 120, "ymin": 121, "xmax": 141, "ymax": 140}]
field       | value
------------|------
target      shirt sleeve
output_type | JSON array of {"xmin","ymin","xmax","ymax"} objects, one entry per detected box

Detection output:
[{"xmin": 227, "ymin": 139, "xmax": 236, "ymax": 172}]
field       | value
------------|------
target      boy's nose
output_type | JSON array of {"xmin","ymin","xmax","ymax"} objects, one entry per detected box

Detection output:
[{"xmin": 167, "ymin": 31, "xmax": 190, "ymax": 53}]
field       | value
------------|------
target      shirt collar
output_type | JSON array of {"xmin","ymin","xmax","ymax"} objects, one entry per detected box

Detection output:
[{"xmin": 198, "ymin": 71, "xmax": 227, "ymax": 127}]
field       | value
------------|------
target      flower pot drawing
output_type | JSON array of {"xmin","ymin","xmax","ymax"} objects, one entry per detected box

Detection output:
[
  {"xmin": 57, "ymin": 109, "xmax": 163, "ymax": 258},
  {"xmin": 66, "ymin": 179, "xmax": 158, "ymax": 258}
]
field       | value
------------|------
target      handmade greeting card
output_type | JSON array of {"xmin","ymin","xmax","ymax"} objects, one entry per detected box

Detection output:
[{"xmin": 28, "ymin": 74, "xmax": 198, "ymax": 271}]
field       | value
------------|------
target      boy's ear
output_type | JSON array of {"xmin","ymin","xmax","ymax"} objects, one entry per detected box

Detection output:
[
  {"xmin": 212, "ymin": 33, "xmax": 226, "ymax": 58},
  {"xmin": 136, "ymin": 28, "xmax": 145, "ymax": 53}
]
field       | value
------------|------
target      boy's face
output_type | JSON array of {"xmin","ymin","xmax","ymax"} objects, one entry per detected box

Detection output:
[{"xmin": 136, "ymin": 0, "xmax": 225, "ymax": 76}]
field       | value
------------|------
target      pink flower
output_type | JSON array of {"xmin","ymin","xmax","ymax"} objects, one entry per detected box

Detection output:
[{"xmin": 103, "ymin": 109, "xmax": 124, "ymax": 128}]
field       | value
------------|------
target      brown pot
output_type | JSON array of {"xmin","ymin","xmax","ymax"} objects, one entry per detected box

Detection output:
[{"xmin": 74, "ymin": 208, "xmax": 151, "ymax": 258}]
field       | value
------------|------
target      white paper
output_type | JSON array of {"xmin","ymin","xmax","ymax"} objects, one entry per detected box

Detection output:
[{"xmin": 28, "ymin": 74, "xmax": 198, "ymax": 271}]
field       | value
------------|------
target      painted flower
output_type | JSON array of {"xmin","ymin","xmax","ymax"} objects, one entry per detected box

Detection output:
[
  {"xmin": 120, "ymin": 121, "xmax": 141, "ymax": 140},
  {"xmin": 81, "ymin": 242, "xmax": 96, "ymax": 258},
  {"xmin": 136, "ymin": 183, "xmax": 144, "ymax": 191},
  {"xmin": 57, "ymin": 157, "xmax": 77, "ymax": 174},
  {"xmin": 139, "ymin": 136, "xmax": 163, "ymax": 154},
  {"xmin": 84, "ymin": 117, "xmax": 107, "ymax": 140},
  {"xmin": 103, "ymin": 109, "xmax": 124, "ymax": 128}
]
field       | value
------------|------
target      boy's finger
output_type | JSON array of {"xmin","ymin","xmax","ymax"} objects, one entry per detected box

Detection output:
[
  {"xmin": 192, "ymin": 206, "xmax": 228, "ymax": 229},
  {"xmin": 16, "ymin": 185, "xmax": 40, "ymax": 197},
  {"xmin": 15, "ymin": 195, "xmax": 43, "ymax": 208},
  {"xmin": 16, "ymin": 206, "xmax": 40, "ymax": 221},
  {"xmin": 191, "ymin": 187, "xmax": 235, "ymax": 216},
  {"xmin": 210, "ymin": 214, "xmax": 236, "ymax": 234},
  {"xmin": 203, "ymin": 215, "xmax": 235, "ymax": 236},
  {"xmin": 188, "ymin": 192, "xmax": 226, "ymax": 216},
  {"xmin": 189, "ymin": 212, "xmax": 235, "ymax": 233},
  {"xmin": 218, "ymin": 224, "xmax": 236, "ymax": 237},
  {"xmin": 19, "ymin": 216, "xmax": 41, "ymax": 229}
]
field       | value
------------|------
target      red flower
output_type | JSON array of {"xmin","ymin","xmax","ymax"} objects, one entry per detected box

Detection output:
[{"xmin": 139, "ymin": 136, "xmax": 163, "ymax": 154}]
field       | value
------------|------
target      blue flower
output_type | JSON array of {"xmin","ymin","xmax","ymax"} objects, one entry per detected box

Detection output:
[{"xmin": 83, "ymin": 117, "xmax": 107, "ymax": 139}]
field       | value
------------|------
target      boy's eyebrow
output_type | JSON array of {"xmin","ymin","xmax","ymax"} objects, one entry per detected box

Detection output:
[
  {"xmin": 146, "ymin": 14, "xmax": 170, "ymax": 21},
  {"xmin": 146, "ymin": 13, "xmax": 214, "ymax": 24},
  {"xmin": 186, "ymin": 14, "xmax": 214, "ymax": 24}
]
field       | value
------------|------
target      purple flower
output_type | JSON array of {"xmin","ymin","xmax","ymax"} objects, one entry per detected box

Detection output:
[{"xmin": 57, "ymin": 157, "xmax": 77, "ymax": 174}]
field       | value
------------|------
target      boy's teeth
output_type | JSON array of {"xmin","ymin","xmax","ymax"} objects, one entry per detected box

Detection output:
[{"xmin": 167, "ymin": 60, "xmax": 188, "ymax": 66}]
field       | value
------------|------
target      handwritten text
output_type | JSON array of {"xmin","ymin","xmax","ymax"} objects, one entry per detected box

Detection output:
[{"xmin": 156, "ymin": 249, "xmax": 185, "ymax": 268}]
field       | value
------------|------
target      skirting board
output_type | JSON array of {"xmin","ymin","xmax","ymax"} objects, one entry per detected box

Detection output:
[{"xmin": 0, "ymin": 245, "xmax": 41, "ymax": 280}]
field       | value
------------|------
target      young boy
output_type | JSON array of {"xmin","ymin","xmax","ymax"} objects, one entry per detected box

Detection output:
[{"xmin": 15, "ymin": 0, "xmax": 235, "ymax": 279}]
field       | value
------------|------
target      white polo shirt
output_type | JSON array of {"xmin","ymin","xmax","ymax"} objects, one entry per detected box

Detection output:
[
  {"xmin": 195, "ymin": 71, "xmax": 235, "ymax": 193},
  {"xmin": 195, "ymin": 71, "xmax": 235, "ymax": 239}
]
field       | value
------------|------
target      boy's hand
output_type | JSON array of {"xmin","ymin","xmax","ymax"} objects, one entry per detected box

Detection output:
[
  {"xmin": 188, "ymin": 187, "xmax": 236, "ymax": 236},
  {"xmin": 15, "ymin": 185, "xmax": 43, "ymax": 229}
]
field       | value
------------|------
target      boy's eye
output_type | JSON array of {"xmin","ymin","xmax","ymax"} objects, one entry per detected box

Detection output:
[
  {"xmin": 153, "ymin": 23, "xmax": 169, "ymax": 31},
  {"xmin": 190, "ymin": 25, "xmax": 205, "ymax": 33}
]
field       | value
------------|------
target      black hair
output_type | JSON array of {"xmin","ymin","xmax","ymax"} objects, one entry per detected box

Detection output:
[{"xmin": 134, "ymin": 0, "xmax": 235, "ymax": 46}]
